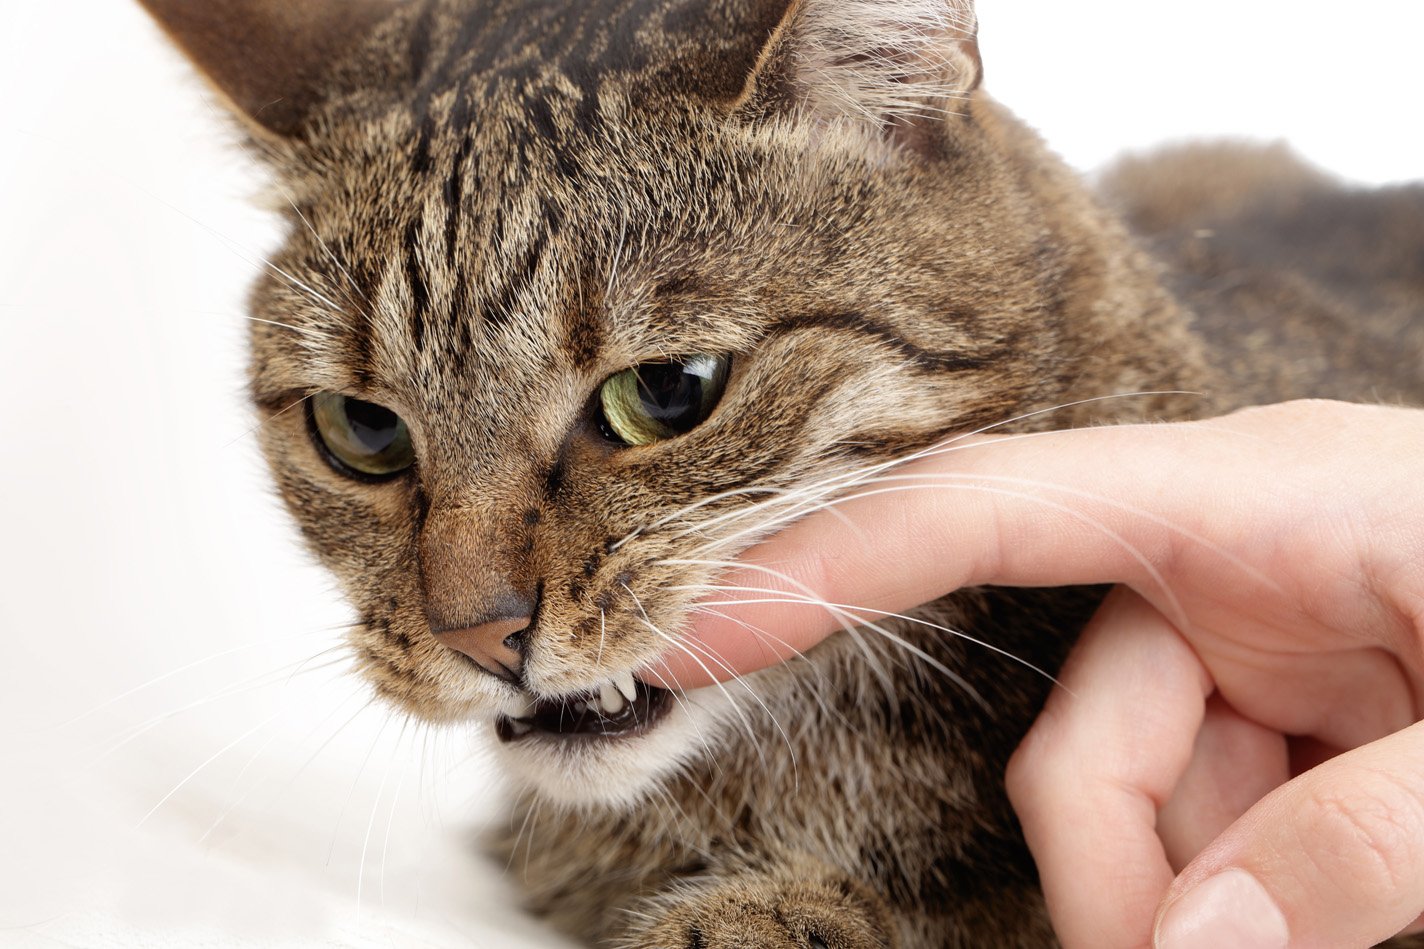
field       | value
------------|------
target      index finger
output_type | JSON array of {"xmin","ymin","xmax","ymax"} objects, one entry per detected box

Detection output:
[
  {"xmin": 1007, "ymin": 587, "xmax": 1212, "ymax": 948},
  {"xmin": 647, "ymin": 417, "xmax": 1250, "ymax": 688}
]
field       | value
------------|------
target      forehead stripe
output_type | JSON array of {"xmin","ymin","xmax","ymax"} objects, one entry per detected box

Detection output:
[{"xmin": 404, "ymin": 218, "xmax": 430, "ymax": 353}]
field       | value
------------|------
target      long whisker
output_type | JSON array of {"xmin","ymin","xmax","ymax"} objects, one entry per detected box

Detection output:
[
  {"xmin": 138, "ymin": 713, "xmax": 282, "ymax": 826},
  {"xmin": 636, "ymin": 664, "xmax": 733, "ymax": 789},
  {"xmin": 244, "ymin": 315, "xmax": 333, "ymax": 340},
  {"xmin": 505, "ymin": 795, "xmax": 540, "ymax": 876},
  {"xmin": 666, "ymin": 571, "xmax": 987, "ymax": 713},
  {"xmin": 685, "ymin": 582, "xmax": 1065, "ymax": 691},
  {"xmin": 688, "ymin": 604, "xmax": 848, "ymax": 730},
  {"xmin": 87, "ymin": 648, "xmax": 351, "ymax": 765},
  {"xmin": 274, "ymin": 182, "xmax": 372, "ymax": 308},
  {"xmin": 221, "ymin": 392, "xmax": 314, "ymax": 451},
  {"xmin": 624, "ymin": 587, "xmax": 799, "ymax": 782},
  {"xmin": 623, "ymin": 585, "xmax": 774, "ymax": 770},
  {"xmin": 356, "ymin": 735, "xmax": 402, "ymax": 921},
  {"xmin": 193, "ymin": 97, "xmax": 355, "ymax": 315},
  {"xmin": 610, "ymin": 484, "xmax": 802, "ymax": 552},
  {"xmin": 281, "ymin": 695, "xmax": 379, "ymax": 798},
  {"xmin": 379, "ymin": 767, "xmax": 407, "ymax": 909},
  {"xmin": 327, "ymin": 715, "xmax": 390, "ymax": 866},
  {"xmin": 666, "ymin": 556, "xmax": 901, "ymax": 703},
  {"xmin": 196, "ymin": 724, "xmax": 287, "ymax": 846},
  {"xmin": 680, "ymin": 561, "xmax": 1070, "ymax": 686},
  {"xmin": 55, "ymin": 624, "xmax": 341, "ymax": 730},
  {"xmin": 520, "ymin": 795, "xmax": 547, "ymax": 879}
]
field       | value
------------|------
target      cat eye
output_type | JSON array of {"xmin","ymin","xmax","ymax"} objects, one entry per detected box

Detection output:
[
  {"xmin": 308, "ymin": 392, "xmax": 415, "ymax": 479},
  {"xmin": 597, "ymin": 355, "xmax": 732, "ymax": 447}
]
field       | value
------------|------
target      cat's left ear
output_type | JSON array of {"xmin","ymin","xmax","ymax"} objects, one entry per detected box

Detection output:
[
  {"xmin": 739, "ymin": 0, "xmax": 981, "ymax": 155},
  {"xmin": 136, "ymin": 0, "xmax": 399, "ymax": 138}
]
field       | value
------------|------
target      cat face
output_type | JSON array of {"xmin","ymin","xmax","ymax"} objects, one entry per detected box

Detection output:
[{"xmin": 144, "ymin": 0, "xmax": 1195, "ymax": 805}]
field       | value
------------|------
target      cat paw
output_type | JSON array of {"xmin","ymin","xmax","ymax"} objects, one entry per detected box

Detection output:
[{"xmin": 621, "ymin": 875, "xmax": 893, "ymax": 949}]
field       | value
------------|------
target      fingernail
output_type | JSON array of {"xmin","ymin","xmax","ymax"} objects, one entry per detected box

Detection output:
[{"xmin": 1155, "ymin": 869, "xmax": 1289, "ymax": 949}]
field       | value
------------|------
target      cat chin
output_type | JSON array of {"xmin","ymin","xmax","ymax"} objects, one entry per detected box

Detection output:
[{"xmin": 491, "ymin": 688, "xmax": 731, "ymax": 811}]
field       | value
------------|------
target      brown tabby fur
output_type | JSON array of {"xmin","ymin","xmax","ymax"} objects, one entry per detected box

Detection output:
[{"xmin": 137, "ymin": 0, "xmax": 1424, "ymax": 945}]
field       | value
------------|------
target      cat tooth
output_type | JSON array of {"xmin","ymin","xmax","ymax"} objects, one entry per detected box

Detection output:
[
  {"xmin": 511, "ymin": 697, "xmax": 538, "ymax": 720},
  {"xmin": 599, "ymin": 681, "xmax": 626, "ymax": 715},
  {"xmin": 614, "ymin": 671, "xmax": 638, "ymax": 703},
  {"xmin": 508, "ymin": 719, "xmax": 532, "ymax": 737},
  {"xmin": 572, "ymin": 700, "xmax": 587, "ymax": 714}
]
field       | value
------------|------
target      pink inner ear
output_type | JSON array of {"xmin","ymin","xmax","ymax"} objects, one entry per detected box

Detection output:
[{"xmin": 136, "ymin": 0, "xmax": 398, "ymax": 136}]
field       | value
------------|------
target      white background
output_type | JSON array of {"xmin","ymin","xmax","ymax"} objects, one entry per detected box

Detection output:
[{"xmin": 1, "ymin": 2, "xmax": 1419, "ymax": 947}]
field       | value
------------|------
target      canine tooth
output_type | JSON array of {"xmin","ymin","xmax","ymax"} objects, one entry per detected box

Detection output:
[
  {"xmin": 512, "ymin": 698, "xmax": 537, "ymax": 719},
  {"xmin": 599, "ymin": 681, "xmax": 626, "ymax": 715},
  {"xmin": 508, "ymin": 720, "xmax": 532, "ymax": 736},
  {"xmin": 572, "ymin": 700, "xmax": 587, "ymax": 714},
  {"xmin": 614, "ymin": 671, "xmax": 638, "ymax": 703}
]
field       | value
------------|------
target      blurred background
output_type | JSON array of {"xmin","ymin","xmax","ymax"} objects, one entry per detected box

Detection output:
[{"xmin": 1, "ymin": 1, "xmax": 1419, "ymax": 946}]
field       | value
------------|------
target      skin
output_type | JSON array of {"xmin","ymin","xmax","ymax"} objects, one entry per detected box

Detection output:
[{"xmin": 648, "ymin": 399, "xmax": 1424, "ymax": 948}]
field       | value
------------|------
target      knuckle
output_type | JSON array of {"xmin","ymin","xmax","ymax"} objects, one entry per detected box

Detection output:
[
  {"xmin": 1298, "ymin": 778, "xmax": 1424, "ymax": 898},
  {"xmin": 1005, "ymin": 714, "xmax": 1060, "ymax": 812},
  {"xmin": 1004, "ymin": 741, "xmax": 1036, "ymax": 810}
]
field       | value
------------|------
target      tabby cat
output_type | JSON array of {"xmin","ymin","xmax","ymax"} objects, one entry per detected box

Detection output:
[{"xmin": 136, "ymin": 0, "xmax": 1424, "ymax": 945}]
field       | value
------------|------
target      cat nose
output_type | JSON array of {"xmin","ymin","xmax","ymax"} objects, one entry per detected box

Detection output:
[{"xmin": 433, "ymin": 613, "xmax": 532, "ymax": 684}]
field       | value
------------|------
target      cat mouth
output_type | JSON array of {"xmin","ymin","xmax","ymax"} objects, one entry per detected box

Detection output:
[{"xmin": 494, "ymin": 674, "xmax": 673, "ymax": 743}]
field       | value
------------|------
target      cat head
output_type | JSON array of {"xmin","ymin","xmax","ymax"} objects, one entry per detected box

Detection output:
[{"xmin": 141, "ymin": 0, "xmax": 1195, "ymax": 807}]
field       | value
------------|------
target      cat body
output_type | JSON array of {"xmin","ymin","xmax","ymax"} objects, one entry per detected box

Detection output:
[{"xmin": 135, "ymin": 0, "xmax": 1424, "ymax": 944}]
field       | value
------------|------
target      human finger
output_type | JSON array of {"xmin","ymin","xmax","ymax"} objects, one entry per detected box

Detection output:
[
  {"xmin": 1156, "ymin": 694, "xmax": 1288, "ymax": 872},
  {"xmin": 1007, "ymin": 588, "xmax": 1210, "ymax": 949},
  {"xmin": 1155, "ymin": 721, "xmax": 1424, "ymax": 949},
  {"xmin": 650, "ymin": 421, "xmax": 1204, "ymax": 687},
  {"xmin": 648, "ymin": 400, "xmax": 1422, "ymax": 688}
]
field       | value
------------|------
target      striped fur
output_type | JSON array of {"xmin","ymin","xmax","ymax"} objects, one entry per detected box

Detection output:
[{"xmin": 137, "ymin": 0, "xmax": 1424, "ymax": 945}]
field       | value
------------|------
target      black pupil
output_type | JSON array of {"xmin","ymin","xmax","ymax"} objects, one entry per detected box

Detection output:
[
  {"xmin": 637, "ymin": 364, "xmax": 703, "ymax": 432},
  {"xmin": 343, "ymin": 398, "xmax": 401, "ymax": 454}
]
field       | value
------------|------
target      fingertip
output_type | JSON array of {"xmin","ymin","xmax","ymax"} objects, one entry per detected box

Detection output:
[
  {"xmin": 1162, "ymin": 722, "xmax": 1424, "ymax": 949},
  {"xmin": 1153, "ymin": 869, "xmax": 1288, "ymax": 949}
]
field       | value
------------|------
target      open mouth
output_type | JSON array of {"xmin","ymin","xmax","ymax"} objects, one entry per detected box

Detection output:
[{"xmin": 495, "ymin": 672, "xmax": 674, "ymax": 743}]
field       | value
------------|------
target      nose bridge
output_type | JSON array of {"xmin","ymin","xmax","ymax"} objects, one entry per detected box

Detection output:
[{"xmin": 419, "ymin": 494, "xmax": 535, "ymax": 632}]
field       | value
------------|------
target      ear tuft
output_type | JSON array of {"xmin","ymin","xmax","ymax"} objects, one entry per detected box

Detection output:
[
  {"xmin": 755, "ymin": 0, "xmax": 980, "ymax": 150},
  {"xmin": 137, "ymin": 0, "xmax": 399, "ymax": 137}
]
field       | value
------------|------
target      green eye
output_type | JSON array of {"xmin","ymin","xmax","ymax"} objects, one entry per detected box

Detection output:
[
  {"xmin": 598, "ymin": 355, "xmax": 732, "ymax": 447},
  {"xmin": 309, "ymin": 392, "xmax": 415, "ymax": 479}
]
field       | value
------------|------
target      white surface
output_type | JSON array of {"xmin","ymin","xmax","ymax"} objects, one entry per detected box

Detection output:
[{"xmin": 0, "ymin": 2, "xmax": 1419, "ymax": 947}]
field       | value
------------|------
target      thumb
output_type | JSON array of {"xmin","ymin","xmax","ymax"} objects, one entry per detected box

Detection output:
[{"xmin": 1154, "ymin": 720, "xmax": 1424, "ymax": 949}]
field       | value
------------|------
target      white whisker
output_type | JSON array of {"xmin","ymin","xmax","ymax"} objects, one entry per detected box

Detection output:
[
  {"xmin": 55, "ymin": 625, "xmax": 342, "ymax": 731},
  {"xmin": 138, "ymin": 714, "xmax": 281, "ymax": 827},
  {"xmin": 622, "ymin": 584, "xmax": 774, "ymax": 769},
  {"xmin": 327, "ymin": 716, "xmax": 389, "ymax": 866}
]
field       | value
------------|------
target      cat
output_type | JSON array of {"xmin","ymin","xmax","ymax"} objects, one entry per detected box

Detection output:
[{"xmin": 135, "ymin": 0, "xmax": 1424, "ymax": 945}]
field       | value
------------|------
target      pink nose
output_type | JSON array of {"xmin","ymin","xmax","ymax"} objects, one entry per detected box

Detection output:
[{"xmin": 434, "ymin": 616, "xmax": 531, "ymax": 683}]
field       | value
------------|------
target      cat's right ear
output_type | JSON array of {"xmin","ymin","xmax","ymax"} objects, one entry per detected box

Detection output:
[{"xmin": 136, "ymin": 0, "xmax": 399, "ymax": 138}]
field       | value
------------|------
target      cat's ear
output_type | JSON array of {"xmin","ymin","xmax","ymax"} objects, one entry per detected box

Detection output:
[
  {"xmin": 136, "ymin": 0, "xmax": 399, "ymax": 137},
  {"xmin": 740, "ymin": 0, "xmax": 981, "ymax": 154}
]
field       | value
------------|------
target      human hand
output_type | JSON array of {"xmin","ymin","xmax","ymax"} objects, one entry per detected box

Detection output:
[{"xmin": 648, "ymin": 399, "xmax": 1424, "ymax": 948}]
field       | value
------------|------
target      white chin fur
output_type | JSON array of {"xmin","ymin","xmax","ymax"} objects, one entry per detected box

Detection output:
[{"xmin": 492, "ymin": 687, "xmax": 730, "ymax": 811}]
